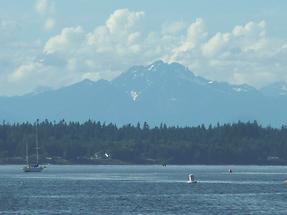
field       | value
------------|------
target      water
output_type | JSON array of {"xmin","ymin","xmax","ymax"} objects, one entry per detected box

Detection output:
[{"xmin": 0, "ymin": 165, "xmax": 287, "ymax": 215}]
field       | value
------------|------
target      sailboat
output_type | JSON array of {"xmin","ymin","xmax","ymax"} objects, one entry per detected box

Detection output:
[{"xmin": 23, "ymin": 120, "xmax": 45, "ymax": 172}]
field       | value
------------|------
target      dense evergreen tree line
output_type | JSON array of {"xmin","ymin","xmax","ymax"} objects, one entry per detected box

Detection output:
[{"xmin": 0, "ymin": 120, "xmax": 287, "ymax": 164}]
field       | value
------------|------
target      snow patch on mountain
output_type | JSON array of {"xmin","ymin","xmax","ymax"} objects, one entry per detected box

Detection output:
[
  {"xmin": 130, "ymin": 90, "xmax": 139, "ymax": 101},
  {"xmin": 148, "ymin": 64, "xmax": 154, "ymax": 71},
  {"xmin": 233, "ymin": 87, "xmax": 247, "ymax": 92}
]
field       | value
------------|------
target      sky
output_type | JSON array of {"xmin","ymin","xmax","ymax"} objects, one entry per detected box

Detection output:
[{"xmin": 0, "ymin": 0, "xmax": 287, "ymax": 95}]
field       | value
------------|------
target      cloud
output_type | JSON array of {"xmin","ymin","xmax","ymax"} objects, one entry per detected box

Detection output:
[
  {"xmin": 44, "ymin": 18, "xmax": 55, "ymax": 31},
  {"xmin": 2, "ymin": 8, "xmax": 287, "ymax": 95},
  {"xmin": 9, "ymin": 62, "xmax": 42, "ymax": 81},
  {"xmin": 7, "ymin": 60, "xmax": 82, "ymax": 95},
  {"xmin": 7, "ymin": 62, "xmax": 54, "ymax": 95},
  {"xmin": 35, "ymin": 0, "xmax": 54, "ymax": 15},
  {"xmin": 105, "ymin": 9, "xmax": 144, "ymax": 34},
  {"xmin": 201, "ymin": 32, "xmax": 230, "ymax": 57},
  {"xmin": 173, "ymin": 18, "xmax": 207, "ymax": 53},
  {"xmin": 35, "ymin": 0, "xmax": 56, "ymax": 32},
  {"xmin": 43, "ymin": 9, "xmax": 148, "ymax": 80},
  {"xmin": 161, "ymin": 21, "xmax": 187, "ymax": 35},
  {"xmin": 87, "ymin": 9, "xmax": 145, "ymax": 54},
  {"xmin": 44, "ymin": 26, "xmax": 84, "ymax": 54}
]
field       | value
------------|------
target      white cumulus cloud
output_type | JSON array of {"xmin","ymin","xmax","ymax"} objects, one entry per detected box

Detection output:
[
  {"xmin": 44, "ymin": 26, "xmax": 85, "ymax": 54},
  {"xmin": 2, "ymin": 8, "xmax": 287, "ymax": 95}
]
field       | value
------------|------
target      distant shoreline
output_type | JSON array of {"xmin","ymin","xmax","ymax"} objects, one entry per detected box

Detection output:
[
  {"xmin": 1, "ymin": 121, "xmax": 287, "ymax": 166},
  {"xmin": 1, "ymin": 158, "xmax": 286, "ymax": 166}
]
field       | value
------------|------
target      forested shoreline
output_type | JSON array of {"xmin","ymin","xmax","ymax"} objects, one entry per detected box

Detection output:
[{"xmin": 0, "ymin": 120, "xmax": 287, "ymax": 165}]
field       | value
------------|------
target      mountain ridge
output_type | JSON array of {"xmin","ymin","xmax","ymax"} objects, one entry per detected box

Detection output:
[{"xmin": 0, "ymin": 61, "xmax": 286, "ymax": 127}]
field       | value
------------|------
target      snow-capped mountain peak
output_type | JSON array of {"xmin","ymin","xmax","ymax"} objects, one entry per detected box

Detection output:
[{"xmin": 0, "ymin": 61, "xmax": 286, "ymax": 127}]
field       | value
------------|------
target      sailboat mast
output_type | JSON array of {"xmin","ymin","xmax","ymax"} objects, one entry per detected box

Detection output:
[
  {"xmin": 26, "ymin": 143, "xmax": 29, "ymax": 165},
  {"xmin": 36, "ymin": 119, "xmax": 39, "ymax": 164}
]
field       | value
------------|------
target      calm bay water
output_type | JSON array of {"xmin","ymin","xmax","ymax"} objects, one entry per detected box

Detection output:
[{"xmin": 0, "ymin": 165, "xmax": 287, "ymax": 214}]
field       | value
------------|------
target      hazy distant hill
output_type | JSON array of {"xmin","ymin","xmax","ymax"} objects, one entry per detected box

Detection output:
[{"xmin": 0, "ymin": 60, "xmax": 286, "ymax": 126}]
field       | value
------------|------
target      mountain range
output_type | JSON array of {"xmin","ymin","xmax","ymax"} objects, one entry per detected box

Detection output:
[{"xmin": 1, "ymin": 60, "xmax": 287, "ymax": 127}]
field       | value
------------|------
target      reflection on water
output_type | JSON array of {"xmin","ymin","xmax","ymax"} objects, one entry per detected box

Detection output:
[{"xmin": 1, "ymin": 165, "xmax": 287, "ymax": 214}]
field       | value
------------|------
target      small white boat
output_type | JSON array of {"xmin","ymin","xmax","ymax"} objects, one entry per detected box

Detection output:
[{"xmin": 187, "ymin": 174, "xmax": 197, "ymax": 183}]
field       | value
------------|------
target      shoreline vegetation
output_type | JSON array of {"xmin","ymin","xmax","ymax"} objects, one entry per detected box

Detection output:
[
  {"xmin": 0, "ymin": 120, "xmax": 287, "ymax": 165},
  {"xmin": 0, "ymin": 160, "xmax": 287, "ymax": 165}
]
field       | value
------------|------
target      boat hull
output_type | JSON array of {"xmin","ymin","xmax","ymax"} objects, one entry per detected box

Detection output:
[{"xmin": 23, "ymin": 166, "xmax": 44, "ymax": 172}]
